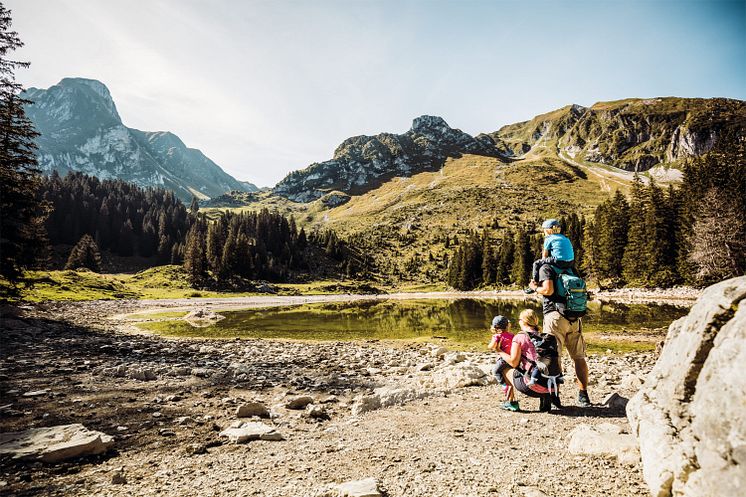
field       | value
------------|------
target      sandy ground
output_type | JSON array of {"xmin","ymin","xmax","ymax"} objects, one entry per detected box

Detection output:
[{"xmin": 0, "ymin": 292, "xmax": 695, "ymax": 496}]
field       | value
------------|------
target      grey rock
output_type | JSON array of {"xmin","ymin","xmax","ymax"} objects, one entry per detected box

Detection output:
[
  {"xmin": 236, "ymin": 402, "xmax": 270, "ymax": 418},
  {"xmin": 111, "ymin": 468, "xmax": 126, "ymax": 485},
  {"xmin": 0, "ymin": 423, "xmax": 114, "ymax": 463},
  {"xmin": 568, "ymin": 423, "xmax": 638, "ymax": 464},
  {"xmin": 219, "ymin": 422, "xmax": 284, "ymax": 443},
  {"xmin": 627, "ymin": 276, "xmax": 746, "ymax": 497},
  {"xmin": 602, "ymin": 392, "xmax": 629, "ymax": 410},
  {"xmin": 285, "ymin": 395, "xmax": 314, "ymax": 410},
  {"xmin": 335, "ymin": 477, "xmax": 382, "ymax": 497},
  {"xmin": 129, "ymin": 368, "xmax": 157, "ymax": 381},
  {"xmin": 427, "ymin": 363, "xmax": 492, "ymax": 389},
  {"xmin": 306, "ymin": 404, "xmax": 330, "ymax": 420}
]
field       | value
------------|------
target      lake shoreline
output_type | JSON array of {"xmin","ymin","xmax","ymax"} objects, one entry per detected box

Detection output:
[
  {"xmin": 1, "ymin": 298, "xmax": 657, "ymax": 496},
  {"xmin": 116, "ymin": 287, "xmax": 698, "ymax": 320}
]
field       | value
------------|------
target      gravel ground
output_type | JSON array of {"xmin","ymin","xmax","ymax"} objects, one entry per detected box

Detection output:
[{"xmin": 0, "ymin": 297, "xmax": 671, "ymax": 497}]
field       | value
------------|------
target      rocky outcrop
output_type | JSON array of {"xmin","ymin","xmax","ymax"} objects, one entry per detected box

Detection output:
[
  {"xmin": 489, "ymin": 97, "xmax": 745, "ymax": 172},
  {"xmin": 627, "ymin": 276, "xmax": 746, "ymax": 497},
  {"xmin": 23, "ymin": 78, "xmax": 256, "ymax": 201},
  {"xmin": 273, "ymin": 115, "xmax": 504, "ymax": 201},
  {"xmin": 0, "ymin": 424, "xmax": 114, "ymax": 463}
]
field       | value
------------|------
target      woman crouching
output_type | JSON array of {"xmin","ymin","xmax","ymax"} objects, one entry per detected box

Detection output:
[{"xmin": 496, "ymin": 309, "xmax": 552, "ymax": 412}]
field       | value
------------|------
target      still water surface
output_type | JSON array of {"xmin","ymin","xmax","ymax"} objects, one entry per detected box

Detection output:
[{"xmin": 138, "ymin": 298, "xmax": 689, "ymax": 352}]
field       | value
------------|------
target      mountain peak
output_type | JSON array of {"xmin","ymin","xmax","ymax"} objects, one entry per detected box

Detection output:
[
  {"xmin": 59, "ymin": 77, "xmax": 113, "ymax": 101},
  {"xmin": 410, "ymin": 115, "xmax": 451, "ymax": 134},
  {"xmin": 24, "ymin": 78, "xmax": 257, "ymax": 200}
]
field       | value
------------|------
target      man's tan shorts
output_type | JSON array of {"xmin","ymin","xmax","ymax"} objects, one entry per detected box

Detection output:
[{"xmin": 544, "ymin": 311, "xmax": 586, "ymax": 359}]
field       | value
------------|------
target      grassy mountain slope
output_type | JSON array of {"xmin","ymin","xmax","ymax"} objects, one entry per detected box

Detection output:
[{"xmin": 209, "ymin": 153, "xmax": 617, "ymax": 283}]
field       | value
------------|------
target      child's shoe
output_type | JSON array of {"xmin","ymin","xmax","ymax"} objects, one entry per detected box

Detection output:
[{"xmin": 501, "ymin": 401, "xmax": 520, "ymax": 412}]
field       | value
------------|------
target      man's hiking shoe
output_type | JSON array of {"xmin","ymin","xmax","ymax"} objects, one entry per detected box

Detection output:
[
  {"xmin": 577, "ymin": 390, "xmax": 592, "ymax": 408},
  {"xmin": 501, "ymin": 401, "xmax": 520, "ymax": 412},
  {"xmin": 539, "ymin": 396, "xmax": 552, "ymax": 412},
  {"xmin": 550, "ymin": 393, "xmax": 563, "ymax": 409},
  {"xmin": 523, "ymin": 287, "xmax": 536, "ymax": 294}
]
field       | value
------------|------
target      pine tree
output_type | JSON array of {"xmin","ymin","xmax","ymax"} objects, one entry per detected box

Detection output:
[
  {"xmin": 183, "ymin": 217, "xmax": 208, "ymax": 287},
  {"xmin": 580, "ymin": 218, "xmax": 598, "ymax": 280},
  {"xmin": 480, "ymin": 231, "xmax": 496, "ymax": 286},
  {"xmin": 645, "ymin": 179, "xmax": 676, "ymax": 286},
  {"xmin": 622, "ymin": 176, "xmax": 649, "ymax": 286},
  {"xmin": 495, "ymin": 229, "xmax": 514, "ymax": 285},
  {"xmin": 65, "ymin": 234, "xmax": 102, "ymax": 272},
  {"xmin": 510, "ymin": 229, "xmax": 531, "ymax": 287},
  {"xmin": 681, "ymin": 145, "xmax": 746, "ymax": 283},
  {"xmin": 594, "ymin": 191, "xmax": 629, "ymax": 285},
  {"xmin": 0, "ymin": 5, "xmax": 49, "ymax": 281},
  {"xmin": 189, "ymin": 195, "xmax": 200, "ymax": 214}
]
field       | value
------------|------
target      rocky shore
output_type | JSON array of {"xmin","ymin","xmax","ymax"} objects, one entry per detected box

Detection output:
[{"xmin": 1, "ymin": 299, "xmax": 663, "ymax": 496}]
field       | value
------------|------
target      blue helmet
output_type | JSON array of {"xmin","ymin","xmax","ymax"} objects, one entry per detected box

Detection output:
[
  {"xmin": 542, "ymin": 219, "xmax": 561, "ymax": 229},
  {"xmin": 491, "ymin": 315, "xmax": 509, "ymax": 329}
]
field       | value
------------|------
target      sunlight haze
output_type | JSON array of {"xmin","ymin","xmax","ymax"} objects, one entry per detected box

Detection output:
[{"xmin": 7, "ymin": 0, "xmax": 745, "ymax": 187}]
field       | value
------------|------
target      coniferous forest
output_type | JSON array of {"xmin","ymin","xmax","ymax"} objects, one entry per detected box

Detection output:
[{"xmin": 446, "ymin": 145, "xmax": 746, "ymax": 290}]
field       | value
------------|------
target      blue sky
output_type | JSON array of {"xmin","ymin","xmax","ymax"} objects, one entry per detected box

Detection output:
[{"xmin": 7, "ymin": 0, "xmax": 746, "ymax": 187}]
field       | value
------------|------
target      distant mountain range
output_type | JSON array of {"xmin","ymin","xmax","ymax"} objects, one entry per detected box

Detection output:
[
  {"xmin": 273, "ymin": 97, "xmax": 745, "ymax": 201},
  {"xmin": 23, "ymin": 78, "xmax": 257, "ymax": 201}
]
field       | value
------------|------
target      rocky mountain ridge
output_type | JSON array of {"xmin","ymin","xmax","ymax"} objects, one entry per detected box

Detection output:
[
  {"xmin": 273, "ymin": 97, "xmax": 745, "ymax": 202},
  {"xmin": 274, "ymin": 115, "xmax": 504, "ymax": 202},
  {"xmin": 487, "ymin": 97, "xmax": 745, "ymax": 171},
  {"xmin": 23, "ymin": 78, "xmax": 257, "ymax": 201}
]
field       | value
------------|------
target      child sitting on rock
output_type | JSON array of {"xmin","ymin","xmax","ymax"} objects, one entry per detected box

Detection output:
[{"xmin": 488, "ymin": 315, "xmax": 514, "ymax": 386}]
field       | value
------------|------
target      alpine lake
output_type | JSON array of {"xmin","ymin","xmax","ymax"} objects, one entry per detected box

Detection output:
[{"xmin": 133, "ymin": 298, "xmax": 690, "ymax": 354}]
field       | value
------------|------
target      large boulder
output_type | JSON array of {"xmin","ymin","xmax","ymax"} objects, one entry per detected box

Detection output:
[
  {"xmin": 627, "ymin": 276, "xmax": 746, "ymax": 497},
  {"xmin": 0, "ymin": 424, "xmax": 114, "ymax": 463}
]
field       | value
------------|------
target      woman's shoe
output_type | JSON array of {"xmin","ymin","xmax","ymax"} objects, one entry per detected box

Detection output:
[
  {"xmin": 501, "ymin": 401, "xmax": 520, "ymax": 412},
  {"xmin": 539, "ymin": 396, "xmax": 552, "ymax": 412}
]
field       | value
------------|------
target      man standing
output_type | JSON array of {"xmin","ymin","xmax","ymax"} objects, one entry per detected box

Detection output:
[{"xmin": 529, "ymin": 264, "xmax": 592, "ymax": 407}]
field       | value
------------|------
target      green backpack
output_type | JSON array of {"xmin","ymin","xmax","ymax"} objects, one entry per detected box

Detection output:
[{"xmin": 552, "ymin": 266, "xmax": 588, "ymax": 320}]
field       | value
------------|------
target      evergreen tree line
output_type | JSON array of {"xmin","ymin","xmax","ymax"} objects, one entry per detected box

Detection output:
[
  {"xmin": 446, "ymin": 214, "xmax": 584, "ymax": 290},
  {"xmin": 40, "ymin": 171, "xmax": 191, "ymax": 263},
  {"xmin": 584, "ymin": 147, "xmax": 745, "ymax": 286},
  {"xmin": 182, "ymin": 209, "xmax": 360, "ymax": 288},
  {"xmin": 447, "ymin": 146, "xmax": 745, "ymax": 290}
]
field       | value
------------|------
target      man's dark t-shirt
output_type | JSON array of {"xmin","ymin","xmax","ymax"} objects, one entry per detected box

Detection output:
[{"xmin": 538, "ymin": 264, "xmax": 566, "ymax": 315}]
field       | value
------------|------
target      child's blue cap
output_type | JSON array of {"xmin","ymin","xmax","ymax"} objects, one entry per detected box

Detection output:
[
  {"xmin": 491, "ymin": 315, "xmax": 509, "ymax": 329},
  {"xmin": 542, "ymin": 219, "xmax": 561, "ymax": 229}
]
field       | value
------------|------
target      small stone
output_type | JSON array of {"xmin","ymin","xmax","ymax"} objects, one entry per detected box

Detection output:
[
  {"xmin": 219, "ymin": 422, "xmax": 284, "ymax": 444},
  {"xmin": 430, "ymin": 346, "xmax": 448, "ymax": 358},
  {"xmin": 306, "ymin": 404, "xmax": 330, "ymax": 420},
  {"xmin": 236, "ymin": 402, "xmax": 270, "ymax": 418},
  {"xmin": 111, "ymin": 469, "xmax": 126, "ymax": 485},
  {"xmin": 335, "ymin": 477, "xmax": 382, "ymax": 497},
  {"xmin": 602, "ymin": 392, "xmax": 629, "ymax": 410},
  {"xmin": 22, "ymin": 390, "xmax": 49, "ymax": 397},
  {"xmin": 285, "ymin": 396, "xmax": 314, "ymax": 410}
]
